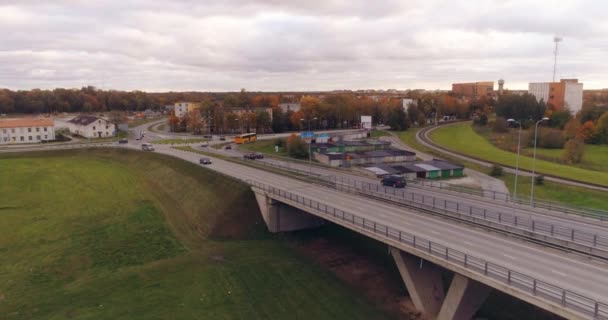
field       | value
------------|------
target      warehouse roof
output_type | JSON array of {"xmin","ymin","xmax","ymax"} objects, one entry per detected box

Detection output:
[
  {"xmin": 427, "ymin": 159, "xmax": 464, "ymax": 170},
  {"xmin": 414, "ymin": 163, "xmax": 441, "ymax": 171}
]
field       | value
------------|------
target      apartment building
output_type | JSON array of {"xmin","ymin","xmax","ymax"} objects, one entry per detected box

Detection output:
[
  {"xmin": 451, "ymin": 82, "xmax": 494, "ymax": 99},
  {"xmin": 174, "ymin": 102, "xmax": 202, "ymax": 118},
  {"xmin": 0, "ymin": 118, "xmax": 55, "ymax": 144},
  {"xmin": 528, "ymin": 79, "xmax": 583, "ymax": 114}
]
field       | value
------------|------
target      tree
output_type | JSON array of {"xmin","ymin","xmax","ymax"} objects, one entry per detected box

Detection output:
[
  {"xmin": 187, "ymin": 110, "xmax": 203, "ymax": 134},
  {"xmin": 549, "ymin": 110, "xmax": 572, "ymax": 129},
  {"xmin": 256, "ymin": 110, "xmax": 271, "ymax": 133},
  {"xmin": 563, "ymin": 138, "xmax": 585, "ymax": 163},
  {"xmin": 594, "ymin": 111, "xmax": 608, "ymax": 144},
  {"xmin": 562, "ymin": 117, "xmax": 581, "ymax": 141},
  {"xmin": 386, "ymin": 106, "xmax": 408, "ymax": 131},
  {"xmin": 168, "ymin": 111, "xmax": 180, "ymax": 132},
  {"xmin": 286, "ymin": 134, "xmax": 309, "ymax": 159},
  {"xmin": 271, "ymin": 107, "xmax": 286, "ymax": 133},
  {"xmin": 578, "ymin": 121, "xmax": 597, "ymax": 143},
  {"xmin": 493, "ymin": 117, "xmax": 508, "ymax": 133},
  {"xmin": 495, "ymin": 93, "xmax": 545, "ymax": 122}
]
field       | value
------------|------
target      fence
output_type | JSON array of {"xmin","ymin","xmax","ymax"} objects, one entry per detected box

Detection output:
[{"xmin": 249, "ymin": 180, "xmax": 608, "ymax": 320}]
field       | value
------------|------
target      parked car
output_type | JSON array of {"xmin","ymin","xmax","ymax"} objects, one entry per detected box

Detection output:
[
  {"xmin": 254, "ymin": 153, "xmax": 264, "ymax": 159},
  {"xmin": 243, "ymin": 153, "xmax": 257, "ymax": 160},
  {"xmin": 219, "ymin": 136, "xmax": 226, "ymax": 141},
  {"xmin": 135, "ymin": 136, "xmax": 142, "ymax": 140},
  {"xmin": 118, "ymin": 139, "xmax": 128, "ymax": 144},
  {"xmin": 201, "ymin": 142, "xmax": 209, "ymax": 148},
  {"xmin": 203, "ymin": 135, "xmax": 213, "ymax": 139},
  {"xmin": 141, "ymin": 143, "xmax": 155, "ymax": 151},
  {"xmin": 381, "ymin": 175, "xmax": 406, "ymax": 188},
  {"xmin": 225, "ymin": 145, "xmax": 232, "ymax": 150},
  {"xmin": 199, "ymin": 157, "xmax": 212, "ymax": 165}
]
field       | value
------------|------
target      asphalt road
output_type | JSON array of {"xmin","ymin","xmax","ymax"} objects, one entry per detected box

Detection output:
[{"xmin": 133, "ymin": 143, "xmax": 608, "ymax": 307}]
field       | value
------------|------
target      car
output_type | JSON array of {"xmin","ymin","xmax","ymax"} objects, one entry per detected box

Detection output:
[
  {"xmin": 135, "ymin": 136, "xmax": 142, "ymax": 140},
  {"xmin": 199, "ymin": 157, "xmax": 212, "ymax": 165},
  {"xmin": 225, "ymin": 145, "xmax": 232, "ymax": 150},
  {"xmin": 243, "ymin": 153, "xmax": 257, "ymax": 160},
  {"xmin": 219, "ymin": 136, "xmax": 226, "ymax": 141},
  {"xmin": 118, "ymin": 139, "xmax": 128, "ymax": 144},
  {"xmin": 381, "ymin": 175, "xmax": 406, "ymax": 188},
  {"xmin": 201, "ymin": 142, "xmax": 209, "ymax": 148},
  {"xmin": 203, "ymin": 135, "xmax": 213, "ymax": 139},
  {"xmin": 254, "ymin": 152, "xmax": 264, "ymax": 159},
  {"xmin": 141, "ymin": 143, "xmax": 155, "ymax": 151}
]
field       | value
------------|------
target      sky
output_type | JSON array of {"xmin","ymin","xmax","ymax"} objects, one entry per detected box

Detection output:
[{"xmin": 1, "ymin": 0, "xmax": 607, "ymax": 92}]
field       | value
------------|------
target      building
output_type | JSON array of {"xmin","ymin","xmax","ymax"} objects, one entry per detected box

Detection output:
[
  {"xmin": 402, "ymin": 98, "xmax": 417, "ymax": 111},
  {"xmin": 528, "ymin": 79, "xmax": 583, "ymax": 114},
  {"xmin": 278, "ymin": 102, "xmax": 301, "ymax": 113},
  {"xmin": 174, "ymin": 102, "xmax": 202, "ymax": 118},
  {"xmin": 0, "ymin": 118, "xmax": 55, "ymax": 144},
  {"xmin": 66, "ymin": 115, "xmax": 115, "ymax": 138},
  {"xmin": 315, "ymin": 149, "xmax": 416, "ymax": 167},
  {"xmin": 363, "ymin": 159, "xmax": 464, "ymax": 180},
  {"xmin": 451, "ymin": 82, "xmax": 494, "ymax": 99}
]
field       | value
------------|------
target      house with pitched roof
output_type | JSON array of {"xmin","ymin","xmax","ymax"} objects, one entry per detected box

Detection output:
[{"xmin": 66, "ymin": 115, "xmax": 115, "ymax": 138}]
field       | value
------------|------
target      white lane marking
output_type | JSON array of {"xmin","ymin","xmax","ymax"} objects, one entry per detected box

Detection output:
[
  {"xmin": 503, "ymin": 254, "xmax": 515, "ymax": 259},
  {"xmin": 551, "ymin": 270, "xmax": 567, "ymax": 277}
]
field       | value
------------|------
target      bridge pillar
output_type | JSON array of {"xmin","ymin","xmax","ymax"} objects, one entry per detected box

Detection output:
[
  {"xmin": 253, "ymin": 189, "xmax": 324, "ymax": 233},
  {"xmin": 389, "ymin": 246, "xmax": 445, "ymax": 317},
  {"xmin": 390, "ymin": 247, "xmax": 491, "ymax": 320},
  {"xmin": 437, "ymin": 274, "xmax": 491, "ymax": 320}
]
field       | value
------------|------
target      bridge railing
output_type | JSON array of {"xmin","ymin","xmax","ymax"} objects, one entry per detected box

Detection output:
[
  {"xmin": 248, "ymin": 180, "xmax": 608, "ymax": 320},
  {"xmin": 327, "ymin": 176, "xmax": 608, "ymax": 254},
  {"xmin": 407, "ymin": 178, "xmax": 608, "ymax": 221}
]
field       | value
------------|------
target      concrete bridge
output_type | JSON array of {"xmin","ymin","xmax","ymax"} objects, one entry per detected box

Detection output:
[{"xmin": 249, "ymin": 180, "xmax": 607, "ymax": 320}]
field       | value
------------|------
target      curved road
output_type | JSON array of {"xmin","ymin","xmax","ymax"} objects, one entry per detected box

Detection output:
[{"xmin": 416, "ymin": 122, "xmax": 608, "ymax": 192}]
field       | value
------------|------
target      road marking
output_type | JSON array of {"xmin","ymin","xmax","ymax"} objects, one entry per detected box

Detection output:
[
  {"xmin": 463, "ymin": 241, "xmax": 473, "ymax": 246},
  {"xmin": 551, "ymin": 270, "xmax": 567, "ymax": 277},
  {"xmin": 503, "ymin": 254, "xmax": 515, "ymax": 259}
]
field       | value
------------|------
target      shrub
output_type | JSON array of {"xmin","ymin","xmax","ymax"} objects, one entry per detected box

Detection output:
[
  {"xmin": 562, "ymin": 138, "xmax": 585, "ymax": 163},
  {"xmin": 535, "ymin": 175, "xmax": 545, "ymax": 185},
  {"xmin": 493, "ymin": 117, "xmax": 509, "ymax": 133},
  {"xmin": 287, "ymin": 137, "xmax": 309, "ymax": 159},
  {"xmin": 274, "ymin": 138, "xmax": 285, "ymax": 148},
  {"xmin": 490, "ymin": 164, "xmax": 503, "ymax": 177},
  {"xmin": 535, "ymin": 127, "xmax": 565, "ymax": 149}
]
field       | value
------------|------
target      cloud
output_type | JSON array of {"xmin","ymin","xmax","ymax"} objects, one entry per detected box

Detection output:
[{"xmin": 0, "ymin": 0, "xmax": 607, "ymax": 91}]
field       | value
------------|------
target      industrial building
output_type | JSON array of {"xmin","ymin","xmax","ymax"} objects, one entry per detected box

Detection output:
[
  {"xmin": 363, "ymin": 159, "xmax": 464, "ymax": 180},
  {"xmin": 315, "ymin": 149, "xmax": 416, "ymax": 167},
  {"xmin": 528, "ymin": 79, "xmax": 583, "ymax": 114}
]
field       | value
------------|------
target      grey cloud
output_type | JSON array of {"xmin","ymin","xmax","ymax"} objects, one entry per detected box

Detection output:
[{"xmin": 0, "ymin": 0, "xmax": 607, "ymax": 91}]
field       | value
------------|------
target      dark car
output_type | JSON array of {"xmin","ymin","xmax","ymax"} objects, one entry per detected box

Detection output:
[
  {"xmin": 243, "ymin": 153, "xmax": 257, "ymax": 160},
  {"xmin": 118, "ymin": 139, "xmax": 128, "ymax": 144},
  {"xmin": 254, "ymin": 152, "xmax": 264, "ymax": 159},
  {"xmin": 225, "ymin": 145, "xmax": 232, "ymax": 150},
  {"xmin": 219, "ymin": 136, "xmax": 226, "ymax": 141},
  {"xmin": 199, "ymin": 157, "xmax": 212, "ymax": 165},
  {"xmin": 381, "ymin": 175, "xmax": 406, "ymax": 188},
  {"xmin": 203, "ymin": 135, "xmax": 213, "ymax": 139}
]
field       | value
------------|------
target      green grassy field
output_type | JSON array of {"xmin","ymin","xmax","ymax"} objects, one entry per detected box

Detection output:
[
  {"xmin": 370, "ymin": 130, "xmax": 391, "ymax": 138},
  {"xmin": 0, "ymin": 149, "xmax": 391, "ymax": 320},
  {"xmin": 430, "ymin": 123, "xmax": 608, "ymax": 186},
  {"xmin": 128, "ymin": 117, "xmax": 164, "ymax": 128},
  {"xmin": 151, "ymin": 138, "xmax": 208, "ymax": 145},
  {"xmin": 522, "ymin": 144, "xmax": 608, "ymax": 172},
  {"xmin": 239, "ymin": 139, "xmax": 288, "ymax": 157}
]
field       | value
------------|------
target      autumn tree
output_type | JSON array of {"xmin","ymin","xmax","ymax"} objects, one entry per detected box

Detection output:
[
  {"xmin": 594, "ymin": 111, "xmax": 608, "ymax": 144},
  {"xmin": 578, "ymin": 121, "xmax": 597, "ymax": 143},
  {"xmin": 562, "ymin": 117, "xmax": 581, "ymax": 141},
  {"xmin": 168, "ymin": 111, "xmax": 180, "ymax": 132},
  {"xmin": 187, "ymin": 110, "xmax": 203, "ymax": 134},
  {"xmin": 563, "ymin": 138, "xmax": 585, "ymax": 163},
  {"xmin": 256, "ymin": 110, "xmax": 271, "ymax": 133}
]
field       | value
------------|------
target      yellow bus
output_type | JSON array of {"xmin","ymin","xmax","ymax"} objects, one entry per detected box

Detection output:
[{"xmin": 234, "ymin": 133, "xmax": 257, "ymax": 144}]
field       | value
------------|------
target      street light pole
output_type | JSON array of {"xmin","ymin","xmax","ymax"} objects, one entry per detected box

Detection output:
[
  {"xmin": 507, "ymin": 119, "xmax": 522, "ymax": 200},
  {"xmin": 530, "ymin": 117, "xmax": 549, "ymax": 204}
]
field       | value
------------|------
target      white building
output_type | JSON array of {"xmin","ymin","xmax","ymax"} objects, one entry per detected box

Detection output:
[
  {"xmin": 174, "ymin": 102, "xmax": 202, "ymax": 118},
  {"xmin": 528, "ymin": 79, "xmax": 583, "ymax": 114},
  {"xmin": 402, "ymin": 98, "xmax": 417, "ymax": 111},
  {"xmin": 278, "ymin": 102, "xmax": 301, "ymax": 113},
  {"xmin": 0, "ymin": 118, "xmax": 55, "ymax": 144},
  {"xmin": 66, "ymin": 115, "xmax": 115, "ymax": 138}
]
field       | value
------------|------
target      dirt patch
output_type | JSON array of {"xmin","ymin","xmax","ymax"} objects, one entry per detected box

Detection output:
[{"xmin": 289, "ymin": 236, "xmax": 422, "ymax": 320}]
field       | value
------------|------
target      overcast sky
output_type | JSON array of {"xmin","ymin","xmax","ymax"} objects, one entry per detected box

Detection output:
[{"xmin": 1, "ymin": 0, "xmax": 607, "ymax": 91}]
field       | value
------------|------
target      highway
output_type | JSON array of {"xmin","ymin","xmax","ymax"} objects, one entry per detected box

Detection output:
[{"xmin": 136, "ymin": 143, "xmax": 608, "ymax": 315}]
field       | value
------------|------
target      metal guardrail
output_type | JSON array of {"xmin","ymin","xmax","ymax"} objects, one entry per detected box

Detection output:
[
  {"xmin": 239, "ymin": 157, "xmax": 608, "ymax": 256},
  {"xmin": 248, "ymin": 180, "xmax": 607, "ymax": 320},
  {"xmin": 408, "ymin": 179, "xmax": 608, "ymax": 221},
  {"xmin": 327, "ymin": 176, "xmax": 608, "ymax": 256}
]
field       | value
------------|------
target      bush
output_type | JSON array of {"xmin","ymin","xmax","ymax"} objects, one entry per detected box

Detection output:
[
  {"xmin": 490, "ymin": 164, "xmax": 503, "ymax": 177},
  {"xmin": 493, "ymin": 117, "xmax": 509, "ymax": 133},
  {"xmin": 562, "ymin": 138, "xmax": 585, "ymax": 163},
  {"xmin": 287, "ymin": 137, "xmax": 309, "ymax": 159},
  {"xmin": 535, "ymin": 175, "xmax": 545, "ymax": 185},
  {"xmin": 535, "ymin": 127, "xmax": 565, "ymax": 149},
  {"xmin": 274, "ymin": 138, "xmax": 285, "ymax": 148}
]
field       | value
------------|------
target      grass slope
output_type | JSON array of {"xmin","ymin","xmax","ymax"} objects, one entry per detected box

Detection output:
[
  {"xmin": 430, "ymin": 122, "xmax": 608, "ymax": 186},
  {"xmin": 0, "ymin": 149, "xmax": 391, "ymax": 320},
  {"xmin": 523, "ymin": 144, "xmax": 608, "ymax": 172},
  {"xmin": 239, "ymin": 139, "xmax": 288, "ymax": 157}
]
